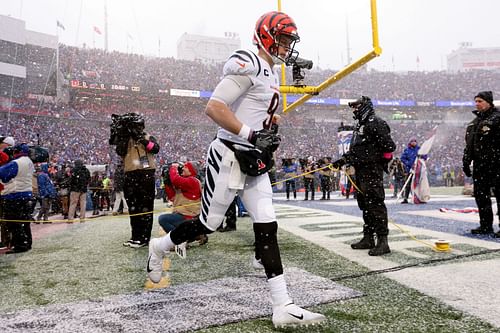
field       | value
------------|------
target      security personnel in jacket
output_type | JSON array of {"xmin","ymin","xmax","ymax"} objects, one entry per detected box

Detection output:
[
  {"xmin": 463, "ymin": 91, "xmax": 500, "ymax": 237},
  {"xmin": 115, "ymin": 113, "xmax": 160, "ymax": 248},
  {"xmin": 0, "ymin": 144, "xmax": 35, "ymax": 253},
  {"xmin": 332, "ymin": 96, "xmax": 396, "ymax": 256}
]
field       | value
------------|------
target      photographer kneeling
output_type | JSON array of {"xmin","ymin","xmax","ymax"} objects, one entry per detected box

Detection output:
[
  {"xmin": 159, "ymin": 162, "xmax": 207, "ymax": 245},
  {"xmin": 110, "ymin": 113, "xmax": 159, "ymax": 248}
]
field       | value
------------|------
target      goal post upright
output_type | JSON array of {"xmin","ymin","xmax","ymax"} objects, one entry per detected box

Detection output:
[{"xmin": 279, "ymin": 0, "xmax": 382, "ymax": 113}]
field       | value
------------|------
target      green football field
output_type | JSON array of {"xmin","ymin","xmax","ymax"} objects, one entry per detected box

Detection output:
[{"xmin": 1, "ymin": 194, "xmax": 499, "ymax": 332}]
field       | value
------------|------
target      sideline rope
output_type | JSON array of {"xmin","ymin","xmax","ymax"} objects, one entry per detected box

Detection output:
[
  {"xmin": 0, "ymin": 203, "xmax": 194, "ymax": 224},
  {"xmin": 2, "ymin": 164, "xmax": 361, "ymax": 224},
  {"xmin": 271, "ymin": 163, "xmax": 362, "ymax": 194}
]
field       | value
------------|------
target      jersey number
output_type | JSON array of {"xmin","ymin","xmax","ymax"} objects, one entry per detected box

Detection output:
[{"xmin": 262, "ymin": 92, "xmax": 279, "ymax": 130}]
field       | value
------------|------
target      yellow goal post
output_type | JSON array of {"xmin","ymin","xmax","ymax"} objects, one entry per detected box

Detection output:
[{"xmin": 278, "ymin": 0, "xmax": 382, "ymax": 113}]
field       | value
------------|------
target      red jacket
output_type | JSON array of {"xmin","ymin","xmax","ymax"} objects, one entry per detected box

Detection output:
[
  {"xmin": 165, "ymin": 165, "xmax": 201, "ymax": 201},
  {"xmin": 0, "ymin": 150, "xmax": 10, "ymax": 192}
]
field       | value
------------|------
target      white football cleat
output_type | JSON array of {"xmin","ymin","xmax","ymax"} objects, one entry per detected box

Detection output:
[
  {"xmin": 147, "ymin": 238, "xmax": 164, "ymax": 283},
  {"xmin": 175, "ymin": 242, "xmax": 187, "ymax": 259},
  {"xmin": 272, "ymin": 302, "xmax": 326, "ymax": 328}
]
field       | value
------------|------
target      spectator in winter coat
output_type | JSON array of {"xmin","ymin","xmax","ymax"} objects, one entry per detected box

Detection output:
[
  {"xmin": 0, "ymin": 136, "xmax": 15, "ymax": 249},
  {"xmin": 55, "ymin": 166, "xmax": 72, "ymax": 219},
  {"xmin": 67, "ymin": 160, "xmax": 91, "ymax": 222},
  {"xmin": 388, "ymin": 157, "xmax": 407, "ymax": 197},
  {"xmin": 36, "ymin": 163, "xmax": 56, "ymax": 222},
  {"xmin": 400, "ymin": 138, "xmax": 420, "ymax": 203},
  {"xmin": 0, "ymin": 144, "xmax": 35, "ymax": 253}
]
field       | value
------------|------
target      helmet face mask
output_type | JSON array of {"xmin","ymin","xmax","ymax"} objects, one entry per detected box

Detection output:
[{"xmin": 254, "ymin": 11, "xmax": 300, "ymax": 65}]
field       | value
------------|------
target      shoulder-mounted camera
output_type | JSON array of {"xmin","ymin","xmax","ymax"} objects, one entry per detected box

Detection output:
[{"xmin": 109, "ymin": 113, "xmax": 145, "ymax": 145}]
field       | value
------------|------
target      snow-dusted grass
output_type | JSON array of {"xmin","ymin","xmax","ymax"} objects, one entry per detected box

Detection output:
[{"xmin": 0, "ymin": 202, "xmax": 498, "ymax": 332}]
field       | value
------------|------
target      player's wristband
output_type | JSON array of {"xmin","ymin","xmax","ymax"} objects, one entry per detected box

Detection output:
[{"xmin": 238, "ymin": 124, "xmax": 252, "ymax": 141}]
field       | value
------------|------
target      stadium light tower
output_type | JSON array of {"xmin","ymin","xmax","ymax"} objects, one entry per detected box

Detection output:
[
  {"xmin": 104, "ymin": 0, "xmax": 109, "ymax": 52},
  {"xmin": 279, "ymin": 0, "xmax": 382, "ymax": 113}
]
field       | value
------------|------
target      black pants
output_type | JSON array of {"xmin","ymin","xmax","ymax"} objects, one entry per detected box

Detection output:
[
  {"xmin": 402, "ymin": 173, "xmax": 414, "ymax": 199},
  {"xmin": 285, "ymin": 180, "xmax": 296, "ymax": 199},
  {"xmin": 393, "ymin": 176, "xmax": 405, "ymax": 197},
  {"xmin": 123, "ymin": 169, "xmax": 156, "ymax": 243},
  {"xmin": 2, "ymin": 197, "xmax": 35, "ymax": 250},
  {"xmin": 473, "ymin": 169, "xmax": 500, "ymax": 230},
  {"xmin": 321, "ymin": 177, "xmax": 331, "ymax": 199},
  {"xmin": 304, "ymin": 177, "xmax": 315, "ymax": 200},
  {"xmin": 355, "ymin": 164, "xmax": 389, "ymax": 236}
]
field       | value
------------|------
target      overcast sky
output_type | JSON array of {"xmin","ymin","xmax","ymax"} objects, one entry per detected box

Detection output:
[{"xmin": 1, "ymin": 0, "xmax": 500, "ymax": 71}]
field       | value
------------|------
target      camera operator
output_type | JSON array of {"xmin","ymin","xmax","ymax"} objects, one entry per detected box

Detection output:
[
  {"xmin": 111, "ymin": 113, "xmax": 159, "ymax": 248},
  {"xmin": 158, "ymin": 161, "xmax": 207, "ymax": 244},
  {"xmin": 332, "ymin": 96, "xmax": 395, "ymax": 256}
]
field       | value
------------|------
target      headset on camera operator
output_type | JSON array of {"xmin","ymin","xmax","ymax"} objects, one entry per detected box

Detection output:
[{"xmin": 110, "ymin": 113, "xmax": 159, "ymax": 248}]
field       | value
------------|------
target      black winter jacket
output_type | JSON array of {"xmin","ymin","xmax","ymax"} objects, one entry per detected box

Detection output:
[
  {"xmin": 463, "ymin": 106, "xmax": 500, "ymax": 171},
  {"xmin": 70, "ymin": 164, "xmax": 91, "ymax": 193},
  {"xmin": 344, "ymin": 111, "xmax": 396, "ymax": 168}
]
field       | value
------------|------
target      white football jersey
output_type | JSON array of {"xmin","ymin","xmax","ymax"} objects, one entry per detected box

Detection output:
[{"xmin": 216, "ymin": 49, "xmax": 280, "ymax": 146}]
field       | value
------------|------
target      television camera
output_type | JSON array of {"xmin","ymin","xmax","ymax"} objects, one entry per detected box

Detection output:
[
  {"xmin": 287, "ymin": 56, "xmax": 313, "ymax": 87},
  {"xmin": 109, "ymin": 113, "xmax": 145, "ymax": 146}
]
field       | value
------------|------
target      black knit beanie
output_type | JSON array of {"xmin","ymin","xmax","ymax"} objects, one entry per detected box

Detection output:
[{"xmin": 474, "ymin": 91, "xmax": 494, "ymax": 106}]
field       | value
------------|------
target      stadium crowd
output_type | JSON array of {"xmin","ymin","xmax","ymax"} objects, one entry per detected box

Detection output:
[
  {"xmin": 58, "ymin": 45, "xmax": 500, "ymax": 101},
  {"xmin": 1, "ymin": 44, "xmax": 491, "ymax": 195},
  {"xmin": 2, "ymin": 44, "xmax": 493, "ymax": 253}
]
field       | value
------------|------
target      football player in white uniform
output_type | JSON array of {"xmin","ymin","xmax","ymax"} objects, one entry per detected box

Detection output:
[{"xmin": 147, "ymin": 11, "xmax": 326, "ymax": 328}]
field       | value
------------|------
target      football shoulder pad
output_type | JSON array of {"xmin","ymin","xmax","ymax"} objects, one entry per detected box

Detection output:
[{"xmin": 223, "ymin": 49, "xmax": 260, "ymax": 77}]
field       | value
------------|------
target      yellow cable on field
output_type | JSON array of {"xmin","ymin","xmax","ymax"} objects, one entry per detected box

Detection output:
[{"xmin": 389, "ymin": 219, "xmax": 449, "ymax": 252}]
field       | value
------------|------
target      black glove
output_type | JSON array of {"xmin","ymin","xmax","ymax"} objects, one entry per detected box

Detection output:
[
  {"xmin": 463, "ymin": 164, "xmax": 472, "ymax": 177},
  {"xmin": 331, "ymin": 157, "xmax": 346, "ymax": 170},
  {"xmin": 249, "ymin": 129, "xmax": 281, "ymax": 152}
]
